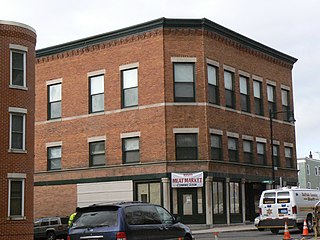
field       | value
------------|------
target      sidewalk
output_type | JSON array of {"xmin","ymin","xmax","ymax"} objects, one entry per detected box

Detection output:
[{"xmin": 190, "ymin": 223, "xmax": 256, "ymax": 234}]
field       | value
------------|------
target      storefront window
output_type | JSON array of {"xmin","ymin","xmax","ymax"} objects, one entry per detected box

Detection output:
[
  {"xmin": 230, "ymin": 182, "xmax": 240, "ymax": 214},
  {"xmin": 137, "ymin": 182, "xmax": 161, "ymax": 205},
  {"xmin": 213, "ymin": 181, "xmax": 224, "ymax": 214},
  {"xmin": 197, "ymin": 188, "xmax": 203, "ymax": 214}
]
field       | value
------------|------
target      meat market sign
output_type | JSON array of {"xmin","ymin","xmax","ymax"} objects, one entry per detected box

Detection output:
[{"xmin": 171, "ymin": 172, "xmax": 204, "ymax": 188}]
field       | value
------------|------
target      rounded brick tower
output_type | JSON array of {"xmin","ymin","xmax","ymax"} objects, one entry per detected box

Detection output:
[{"xmin": 0, "ymin": 20, "xmax": 36, "ymax": 239}]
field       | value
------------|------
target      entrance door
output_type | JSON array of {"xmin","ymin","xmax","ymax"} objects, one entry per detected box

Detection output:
[{"xmin": 177, "ymin": 188, "xmax": 204, "ymax": 224}]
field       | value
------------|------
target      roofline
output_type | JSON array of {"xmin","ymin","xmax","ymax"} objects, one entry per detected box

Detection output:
[
  {"xmin": 0, "ymin": 20, "xmax": 36, "ymax": 33},
  {"xmin": 36, "ymin": 17, "xmax": 297, "ymax": 65}
]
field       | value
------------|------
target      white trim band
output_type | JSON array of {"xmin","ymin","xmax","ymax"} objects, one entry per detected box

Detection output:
[
  {"xmin": 119, "ymin": 62, "xmax": 139, "ymax": 70},
  {"xmin": 171, "ymin": 57, "xmax": 197, "ymax": 63},
  {"xmin": 173, "ymin": 128, "xmax": 199, "ymax": 134},
  {"xmin": 7, "ymin": 173, "xmax": 26, "ymax": 179},
  {"xmin": 8, "ymin": 107, "xmax": 27, "ymax": 114},
  {"xmin": 46, "ymin": 78, "xmax": 63, "ymax": 86},
  {"xmin": 46, "ymin": 141, "xmax": 62, "ymax": 148},
  {"xmin": 88, "ymin": 136, "xmax": 106, "ymax": 142},
  {"xmin": 210, "ymin": 129, "xmax": 223, "ymax": 135},
  {"xmin": 206, "ymin": 58, "xmax": 219, "ymax": 67},
  {"xmin": 227, "ymin": 132, "xmax": 239, "ymax": 138},
  {"xmin": 120, "ymin": 131, "xmax": 141, "ymax": 138},
  {"xmin": 9, "ymin": 44, "xmax": 28, "ymax": 52},
  {"xmin": 87, "ymin": 69, "xmax": 106, "ymax": 77}
]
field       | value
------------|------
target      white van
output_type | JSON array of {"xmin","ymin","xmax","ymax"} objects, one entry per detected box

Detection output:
[{"xmin": 256, "ymin": 187, "xmax": 320, "ymax": 234}]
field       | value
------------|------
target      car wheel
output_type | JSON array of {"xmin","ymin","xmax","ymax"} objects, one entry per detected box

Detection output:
[
  {"xmin": 184, "ymin": 235, "xmax": 192, "ymax": 240},
  {"xmin": 270, "ymin": 228, "xmax": 279, "ymax": 234},
  {"xmin": 46, "ymin": 232, "xmax": 56, "ymax": 240}
]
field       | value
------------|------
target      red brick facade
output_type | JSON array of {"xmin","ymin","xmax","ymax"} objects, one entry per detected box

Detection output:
[
  {"xmin": 0, "ymin": 21, "xmax": 36, "ymax": 239},
  {"xmin": 34, "ymin": 18, "xmax": 297, "ymax": 224}
]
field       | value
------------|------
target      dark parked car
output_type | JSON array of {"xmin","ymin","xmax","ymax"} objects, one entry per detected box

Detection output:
[
  {"xmin": 68, "ymin": 201, "xmax": 194, "ymax": 240},
  {"xmin": 34, "ymin": 216, "xmax": 69, "ymax": 240}
]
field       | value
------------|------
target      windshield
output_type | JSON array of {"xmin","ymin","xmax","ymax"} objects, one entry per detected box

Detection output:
[{"xmin": 72, "ymin": 208, "xmax": 118, "ymax": 228}]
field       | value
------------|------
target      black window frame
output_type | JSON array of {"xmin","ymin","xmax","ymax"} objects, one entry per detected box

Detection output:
[
  {"xmin": 285, "ymin": 147, "xmax": 293, "ymax": 168},
  {"xmin": 257, "ymin": 142, "xmax": 266, "ymax": 165},
  {"xmin": 282, "ymin": 89, "xmax": 291, "ymax": 122},
  {"xmin": 240, "ymin": 76, "xmax": 250, "ymax": 112},
  {"xmin": 211, "ymin": 134, "xmax": 222, "ymax": 161},
  {"xmin": 267, "ymin": 84, "xmax": 276, "ymax": 116},
  {"xmin": 9, "ymin": 179, "xmax": 24, "ymax": 217},
  {"xmin": 228, "ymin": 137, "xmax": 238, "ymax": 162},
  {"xmin": 10, "ymin": 113, "xmax": 25, "ymax": 150},
  {"xmin": 10, "ymin": 50, "xmax": 26, "ymax": 87},
  {"xmin": 89, "ymin": 141, "xmax": 106, "ymax": 167},
  {"xmin": 121, "ymin": 68, "xmax": 138, "ymax": 108},
  {"xmin": 207, "ymin": 64, "xmax": 219, "ymax": 105},
  {"xmin": 273, "ymin": 145, "xmax": 280, "ymax": 167},
  {"xmin": 253, "ymin": 80, "xmax": 263, "ymax": 116},
  {"xmin": 224, "ymin": 71, "xmax": 235, "ymax": 109},
  {"xmin": 47, "ymin": 146, "xmax": 62, "ymax": 171},
  {"xmin": 48, "ymin": 83, "xmax": 62, "ymax": 120},
  {"xmin": 122, "ymin": 137, "xmax": 140, "ymax": 164},
  {"xmin": 173, "ymin": 63, "xmax": 195, "ymax": 102},
  {"xmin": 89, "ymin": 74, "xmax": 104, "ymax": 113},
  {"xmin": 243, "ymin": 140, "xmax": 253, "ymax": 164},
  {"xmin": 175, "ymin": 133, "xmax": 198, "ymax": 160}
]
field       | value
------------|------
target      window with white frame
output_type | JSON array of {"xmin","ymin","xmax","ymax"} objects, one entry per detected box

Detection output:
[
  {"xmin": 8, "ymin": 174, "xmax": 25, "ymax": 218},
  {"xmin": 122, "ymin": 68, "xmax": 138, "ymax": 108},
  {"xmin": 9, "ymin": 108, "xmax": 26, "ymax": 151},
  {"xmin": 89, "ymin": 75, "xmax": 104, "ymax": 113},
  {"xmin": 10, "ymin": 49, "xmax": 26, "ymax": 87},
  {"xmin": 174, "ymin": 63, "xmax": 195, "ymax": 102},
  {"xmin": 47, "ymin": 146, "xmax": 62, "ymax": 170},
  {"xmin": 48, "ymin": 83, "xmax": 62, "ymax": 119}
]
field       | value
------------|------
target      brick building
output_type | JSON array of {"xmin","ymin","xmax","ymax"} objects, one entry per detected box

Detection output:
[
  {"xmin": 0, "ymin": 21, "xmax": 36, "ymax": 239},
  {"xmin": 34, "ymin": 18, "xmax": 297, "ymax": 224}
]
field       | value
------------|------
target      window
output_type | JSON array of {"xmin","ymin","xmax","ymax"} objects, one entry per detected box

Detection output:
[
  {"xmin": 47, "ymin": 146, "xmax": 61, "ymax": 170},
  {"xmin": 174, "ymin": 63, "xmax": 195, "ymax": 102},
  {"xmin": 254, "ymin": 80, "xmax": 263, "ymax": 116},
  {"xmin": 267, "ymin": 85, "xmax": 276, "ymax": 115},
  {"xmin": 282, "ymin": 89, "xmax": 291, "ymax": 121},
  {"xmin": 175, "ymin": 134, "xmax": 198, "ymax": 160},
  {"xmin": 307, "ymin": 182, "xmax": 311, "ymax": 189},
  {"xmin": 213, "ymin": 181, "xmax": 224, "ymax": 215},
  {"xmin": 307, "ymin": 164, "xmax": 310, "ymax": 175},
  {"xmin": 228, "ymin": 138, "xmax": 238, "ymax": 162},
  {"xmin": 8, "ymin": 178, "xmax": 24, "ymax": 217},
  {"xmin": 137, "ymin": 182, "xmax": 161, "ymax": 205},
  {"xmin": 89, "ymin": 141, "xmax": 105, "ymax": 166},
  {"xmin": 208, "ymin": 64, "xmax": 219, "ymax": 104},
  {"xmin": 10, "ymin": 112, "xmax": 26, "ymax": 151},
  {"xmin": 315, "ymin": 166, "xmax": 319, "ymax": 176},
  {"xmin": 10, "ymin": 50, "xmax": 26, "ymax": 87},
  {"xmin": 48, "ymin": 83, "xmax": 62, "ymax": 119},
  {"xmin": 285, "ymin": 147, "xmax": 293, "ymax": 168},
  {"xmin": 240, "ymin": 76, "xmax": 250, "ymax": 112},
  {"xmin": 123, "ymin": 137, "xmax": 140, "ymax": 163},
  {"xmin": 257, "ymin": 142, "xmax": 266, "ymax": 165},
  {"xmin": 122, "ymin": 68, "xmax": 138, "ymax": 108},
  {"xmin": 224, "ymin": 71, "xmax": 235, "ymax": 109},
  {"xmin": 273, "ymin": 145, "xmax": 280, "ymax": 167},
  {"xmin": 211, "ymin": 134, "xmax": 222, "ymax": 160},
  {"xmin": 89, "ymin": 75, "xmax": 104, "ymax": 113},
  {"xmin": 230, "ymin": 182, "xmax": 240, "ymax": 214},
  {"xmin": 243, "ymin": 140, "xmax": 253, "ymax": 164}
]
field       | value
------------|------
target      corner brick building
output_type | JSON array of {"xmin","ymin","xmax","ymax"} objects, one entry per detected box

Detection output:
[
  {"xmin": 34, "ymin": 18, "xmax": 297, "ymax": 224},
  {"xmin": 0, "ymin": 21, "xmax": 36, "ymax": 239}
]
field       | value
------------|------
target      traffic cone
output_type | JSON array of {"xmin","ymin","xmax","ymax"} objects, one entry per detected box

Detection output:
[
  {"xmin": 302, "ymin": 219, "xmax": 309, "ymax": 236},
  {"xmin": 283, "ymin": 221, "xmax": 292, "ymax": 240},
  {"xmin": 213, "ymin": 232, "xmax": 219, "ymax": 240}
]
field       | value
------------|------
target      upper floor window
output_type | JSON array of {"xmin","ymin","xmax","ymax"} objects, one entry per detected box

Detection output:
[
  {"xmin": 176, "ymin": 133, "xmax": 198, "ymax": 160},
  {"xmin": 307, "ymin": 164, "xmax": 310, "ymax": 175},
  {"xmin": 123, "ymin": 137, "xmax": 140, "ymax": 163},
  {"xmin": 273, "ymin": 145, "xmax": 280, "ymax": 167},
  {"xmin": 89, "ymin": 141, "xmax": 105, "ymax": 166},
  {"xmin": 8, "ymin": 177, "xmax": 25, "ymax": 218},
  {"xmin": 285, "ymin": 147, "xmax": 293, "ymax": 168},
  {"xmin": 48, "ymin": 83, "xmax": 62, "ymax": 119},
  {"xmin": 89, "ymin": 75, "xmax": 104, "ymax": 113},
  {"xmin": 243, "ymin": 140, "xmax": 253, "ymax": 164},
  {"xmin": 208, "ymin": 64, "xmax": 219, "ymax": 104},
  {"xmin": 211, "ymin": 134, "xmax": 222, "ymax": 161},
  {"xmin": 122, "ymin": 68, "xmax": 138, "ymax": 108},
  {"xmin": 282, "ymin": 89, "xmax": 291, "ymax": 121},
  {"xmin": 315, "ymin": 166, "xmax": 319, "ymax": 176},
  {"xmin": 254, "ymin": 80, "xmax": 263, "ymax": 116},
  {"xmin": 228, "ymin": 137, "xmax": 238, "ymax": 162},
  {"xmin": 47, "ymin": 146, "xmax": 62, "ymax": 170},
  {"xmin": 224, "ymin": 71, "xmax": 235, "ymax": 109},
  {"xmin": 10, "ymin": 50, "xmax": 26, "ymax": 87},
  {"xmin": 267, "ymin": 85, "xmax": 276, "ymax": 115},
  {"xmin": 174, "ymin": 63, "xmax": 195, "ymax": 102},
  {"xmin": 240, "ymin": 76, "xmax": 250, "ymax": 112},
  {"xmin": 257, "ymin": 142, "xmax": 266, "ymax": 165},
  {"xmin": 9, "ymin": 109, "xmax": 26, "ymax": 151}
]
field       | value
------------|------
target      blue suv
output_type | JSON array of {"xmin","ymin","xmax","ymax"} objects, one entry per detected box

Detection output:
[{"xmin": 67, "ymin": 201, "xmax": 194, "ymax": 240}]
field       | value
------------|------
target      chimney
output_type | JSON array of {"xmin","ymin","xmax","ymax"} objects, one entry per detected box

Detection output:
[{"xmin": 309, "ymin": 151, "xmax": 313, "ymax": 158}]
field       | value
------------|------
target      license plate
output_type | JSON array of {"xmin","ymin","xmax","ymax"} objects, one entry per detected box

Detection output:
[{"xmin": 278, "ymin": 208, "xmax": 288, "ymax": 214}]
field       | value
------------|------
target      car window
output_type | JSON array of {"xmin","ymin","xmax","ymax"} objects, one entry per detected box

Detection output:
[
  {"xmin": 155, "ymin": 206, "xmax": 173, "ymax": 224},
  {"xmin": 41, "ymin": 219, "xmax": 49, "ymax": 226},
  {"xmin": 125, "ymin": 205, "xmax": 162, "ymax": 225},
  {"xmin": 61, "ymin": 217, "xmax": 69, "ymax": 224},
  {"xmin": 73, "ymin": 209, "xmax": 118, "ymax": 228},
  {"xmin": 34, "ymin": 220, "xmax": 41, "ymax": 227},
  {"xmin": 50, "ymin": 218, "xmax": 59, "ymax": 225}
]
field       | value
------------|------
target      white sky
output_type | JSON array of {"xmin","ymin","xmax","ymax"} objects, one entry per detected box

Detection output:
[{"xmin": 1, "ymin": 0, "xmax": 319, "ymax": 158}]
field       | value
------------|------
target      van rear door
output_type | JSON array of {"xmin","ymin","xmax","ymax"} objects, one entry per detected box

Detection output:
[
  {"xmin": 261, "ymin": 191, "xmax": 278, "ymax": 219},
  {"xmin": 276, "ymin": 191, "xmax": 292, "ymax": 218}
]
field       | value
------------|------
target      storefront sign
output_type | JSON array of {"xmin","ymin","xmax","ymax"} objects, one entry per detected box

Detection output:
[{"xmin": 171, "ymin": 172, "xmax": 203, "ymax": 188}]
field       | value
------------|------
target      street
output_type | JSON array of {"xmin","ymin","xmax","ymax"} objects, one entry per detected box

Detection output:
[{"xmin": 193, "ymin": 229, "xmax": 309, "ymax": 240}]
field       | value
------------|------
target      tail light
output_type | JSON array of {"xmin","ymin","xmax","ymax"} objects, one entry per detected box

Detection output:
[
  {"xmin": 67, "ymin": 236, "xmax": 71, "ymax": 240},
  {"xmin": 292, "ymin": 205, "xmax": 297, "ymax": 214},
  {"xmin": 116, "ymin": 231, "xmax": 127, "ymax": 240},
  {"xmin": 259, "ymin": 208, "xmax": 262, "ymax": 215}
]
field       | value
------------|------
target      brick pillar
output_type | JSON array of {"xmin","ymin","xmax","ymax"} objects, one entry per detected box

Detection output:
[
  {"xmin": 205, "ymin": 176, "xmax": 213, "ymax": 225},
  {"xmin": 162, "ymin": 178, "xmax": 170, "ymax": 211}
]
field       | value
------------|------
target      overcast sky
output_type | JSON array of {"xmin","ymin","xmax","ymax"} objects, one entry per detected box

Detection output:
[{"xmin": 1, "ymin": 0, "xmax": 319, "ymax": 158}]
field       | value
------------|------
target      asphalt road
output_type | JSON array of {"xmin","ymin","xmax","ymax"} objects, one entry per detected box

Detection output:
[{"xmin": 194, "ymin": 229, "xmax": 309, "ymax": 240}]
